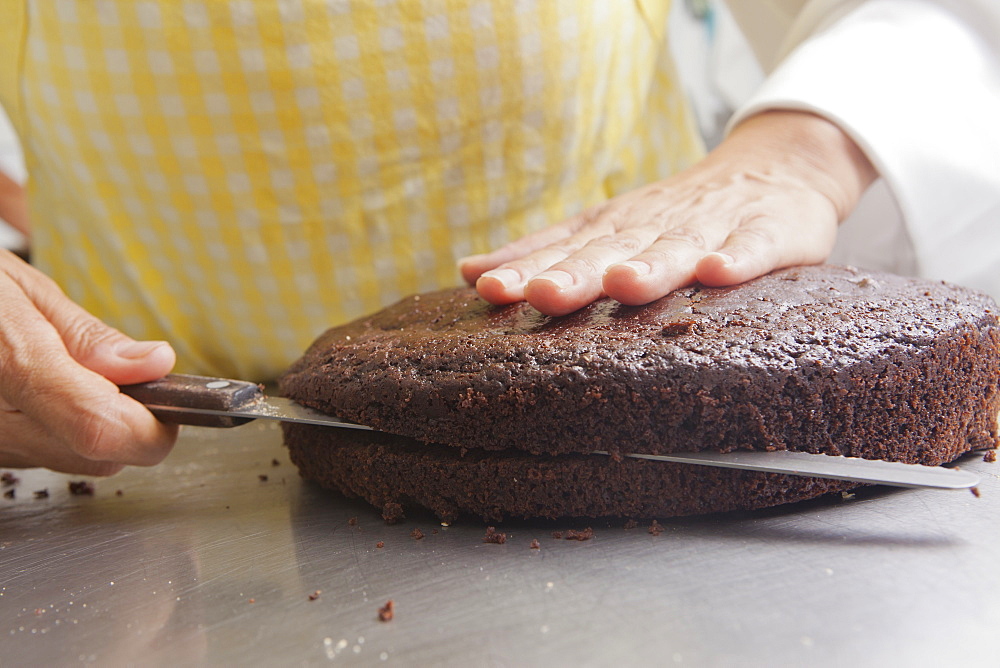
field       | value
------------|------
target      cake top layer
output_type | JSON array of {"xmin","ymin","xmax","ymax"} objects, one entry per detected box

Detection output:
[
  {"xmin": 281, "ymin": 264, "xmax": 1000, "ymax": 457},
  {"xmin": 288, "ymin": 265, "xmax": 996, "ymax": 376}
]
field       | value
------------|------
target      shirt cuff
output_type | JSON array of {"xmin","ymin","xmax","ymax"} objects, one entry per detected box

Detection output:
[{"xmin": 728, "ymin": 0, "xmax": 1000, "ymax": 288}]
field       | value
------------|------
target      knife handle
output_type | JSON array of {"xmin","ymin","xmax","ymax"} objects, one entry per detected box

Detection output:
[{"xmin": 120, "ymin": 373, "xmax": 263, "ymax": 428}]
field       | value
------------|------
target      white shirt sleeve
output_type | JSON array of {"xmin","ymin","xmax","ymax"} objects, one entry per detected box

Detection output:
[{"xmin": 728, "ymin": 0, "xmax": 1000, "ymax": 299}]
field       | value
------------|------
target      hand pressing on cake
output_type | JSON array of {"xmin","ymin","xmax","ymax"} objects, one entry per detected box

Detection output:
[
  {"xmin": 0, "ymin": 250, "xmax": 178, "ymax": 475},
  {"xmin": 460, "ymin": 111, "xmax": 876, "ymax": 316}
]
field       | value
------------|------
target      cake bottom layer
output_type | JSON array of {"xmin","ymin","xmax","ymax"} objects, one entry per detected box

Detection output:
[{"xmin": 283, "ymin": 424, "xmax": 862, "ymax": 523}]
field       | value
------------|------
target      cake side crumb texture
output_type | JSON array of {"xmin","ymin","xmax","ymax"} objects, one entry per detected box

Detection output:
[
  {"xmin": 282, "ymin": 424, "xmax": 860, "ymax": 523},
  {"xmin": 280, "ymin": 265, "xmax": 1000, "ymax": 464}
]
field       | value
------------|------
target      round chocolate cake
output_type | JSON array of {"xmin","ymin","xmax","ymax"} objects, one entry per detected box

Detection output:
[{"xmin": 279, "ymin": 265, "xmax": 1000, "ymax": 522}]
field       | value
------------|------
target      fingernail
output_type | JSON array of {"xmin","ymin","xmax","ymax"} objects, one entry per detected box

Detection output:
[
  {"xmin": 456, "ymin": 254, "xmax": 482, "ymax": 266},
  {"xmin": 479, "ymin": 268, "xmax": 521, "ymax": 289},
  {"xmin": 711, "ymin": 252, "xmax": 735, "ymax": 266},
  {"xmin": 114, "ymin": 340, "xmax": 170, "ymax": 360},
  {"xmin": 531, "ymin": 270, "xmax": 574, "ymax": 290},
  {"xmin": 613, "ymin": 261, "xmax": 650, "ymax": 277}
]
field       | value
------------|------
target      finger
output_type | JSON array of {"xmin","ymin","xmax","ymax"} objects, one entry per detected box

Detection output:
[
  {"xmin": 458, "ymin": 223, "xmax": 577, "ymax": 286},
  {"xmin": 0, "ymin": 252, "xmax": 175, "ymax": 384},
  {"xmin": 473, "ymin": 203, "xmax": 635, "ymax": 305},
  {"xmin": 602, "ymin": 226, "xmax": 724, "ymax": 306},
  {"xmin": 695, "ymin": 215, "xmax": 836, "ymax": 287},
  {"xmin": 474, "ymin": 221, "xmax": 613, "ymax": 305},
  {"xmin": 474, "ymin": 245, "xmax": 574, "ymax": 305},
  {"xmin": 0, "ymin": 410, "xmax": 129, "ymax": 476},
  {"xmin": 0, "ymin": 273, "xmax": 178, "ymax": 467},
  {"xmin": 522, "ymin": 226, "xmax": 663, "ymax": 316}
]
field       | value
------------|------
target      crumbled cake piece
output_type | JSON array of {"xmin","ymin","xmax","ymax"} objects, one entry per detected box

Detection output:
[
  {"xmin": 410, "ymin": 528, "xmax": 424, "ymax": 540},
  {"xmin": 308, "ymin": 590, "xmax": 322, "ymax": 601},
  {"xmin": 378, "ymin": 600, "xmax": 394, "ymax": 622},
  {"xmin": 68, "ymin": 481, "xmax": 95, "ymax": 496},
  {"xmin": 648, "ymin": 520, "xmax": 664, "ymax": 536},
  {"xmin": 381, "ymin": 502, "xmax": 404, "ymax": 524},
  {"xmin": 530, "ymin": 539, "xmax": 540, "ymax": 549},
  {"xmin": 1, "ymin": 472, "xmax": 19, "ymax": 486},
  {"xmin": 564, "ymin": 528, "xmax": 594, "ymax": 541},
  {"xmin": 483, "ymin": 527, "xmax": 507, "ymax": 544},
  {"xmin": 985, "ymin": 450, "xmax": 997, "ymax": 463}
]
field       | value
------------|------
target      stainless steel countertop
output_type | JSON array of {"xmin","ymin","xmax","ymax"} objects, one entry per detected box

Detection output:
[{"xmin": 2, "ymin": 420, "xmax": 998, "ymax": 666}]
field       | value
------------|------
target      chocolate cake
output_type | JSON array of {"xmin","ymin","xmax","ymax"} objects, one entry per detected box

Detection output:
[{"xmin": 279, "ymin": 265, "xmax": 1000, "ymax": 521}]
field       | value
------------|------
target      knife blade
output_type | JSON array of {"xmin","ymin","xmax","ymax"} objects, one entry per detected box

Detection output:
[
  {"xmin": 120, "ymin": 374, "xmax": 980, "ymax": 491},
  {"xmin": 119, "ymin": 373, "xmax": 372, "ymax": 431}
]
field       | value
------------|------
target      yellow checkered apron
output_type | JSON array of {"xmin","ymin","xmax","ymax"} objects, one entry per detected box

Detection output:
[{"xmin": 0, "ymin": 0, "xmax": 703, "ymax": 379}]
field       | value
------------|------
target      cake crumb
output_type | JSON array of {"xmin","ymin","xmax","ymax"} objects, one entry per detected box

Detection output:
[
  {"xmin": 661, "ymin": 320, "xmax": 695, "ymax": 337},
  {"xmin": 115, "ymin": 489, "xmax": 124, "ymax": 497},
  {"xmin": 248, "ymin": 598, "xmax": 256, "ymax": 604},
  {"xmin": 648, "ymin": 520, "xmax": 664, "ymax": 536},
  {"xmin": 378, "ymin": 600, "xmax": 394, "ymax": 622},
  {"xmin": 483, "ymin": 526, "xmax": 507, "ymax": 544},
  {"xmin": 551, "ymin": 531, "xmax": 563, "ymax": 539},
  {"xmin": 530, "ymin": 539, "xmax": 540, "ymax": 549},
  {"xmin": 564, "ymin": 527, "xmax": 594, "ymax": 541},
  {"xmin": 410, "ymin": 528, "xmax": 424, "ymax": 540},
  {"xmin": 271, "ymin": 458, "xmax": 281, "ymax": 467},
  {"xmin": 971, "ymin": 486, "xmax": 981, "ymax": 498},
  {"xmin": 68, "ymin": 481, "xmax": 95, "ymax": 496},
  {"xmin": 376, "ymin": 541, "xmax": 385, "ymax": 549},
  {"xmin": 382, "ymin": 502, "xmax": 404, "ymax": 524},
  {"xmin": 984, "ymin": 450, "xmax": 997, "ymax": 463},
  {"xmin": 841, "ymin": 491, "xmax": 856, "ymax": 500},
  {"xmin": 1, "ymin": 471, "xmax": 19, "ymax": 486},
  {"xmin": 308, "ymin": 590, "xmax": 322, "ymax": 601},
  {"xmin": 3, "ymin": 489, "xmax": 13, "ymax": 499},
  {"xmin": 258, "ymin": 474, "xmax": 269, "ymax": 482},
  {"xmin": 623, "ymin": 519, "xmax": 638, "ymax": 530},
  {"xmin": 348, "ymin": 517, "xmax": 358, "ymax": 526},
  {"xmin": 34, "ymin": 489, "xmax": 49, "ymax": 499}
]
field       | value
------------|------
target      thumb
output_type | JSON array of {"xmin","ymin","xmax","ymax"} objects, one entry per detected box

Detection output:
[
  {"xmin": 82, "ymin": 336, "xmax": 177, "ymax": 386},
  {"xmin": 59, "ymin": 318, "xmax": 176, "ymax": 386},
  {"xmin": 2, "ymin": 255, "xmax": 178, "ymax": 385}
]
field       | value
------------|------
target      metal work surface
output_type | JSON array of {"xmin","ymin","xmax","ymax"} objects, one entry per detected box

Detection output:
[{"xmin": 2, "ymin": 421, "xmax": 998, "ymax": 666}]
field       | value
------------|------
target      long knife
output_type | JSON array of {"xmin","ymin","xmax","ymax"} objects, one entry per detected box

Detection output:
[{"xmin": 120, "ymin": 374, "xmax": 980, "ymax": 491}]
